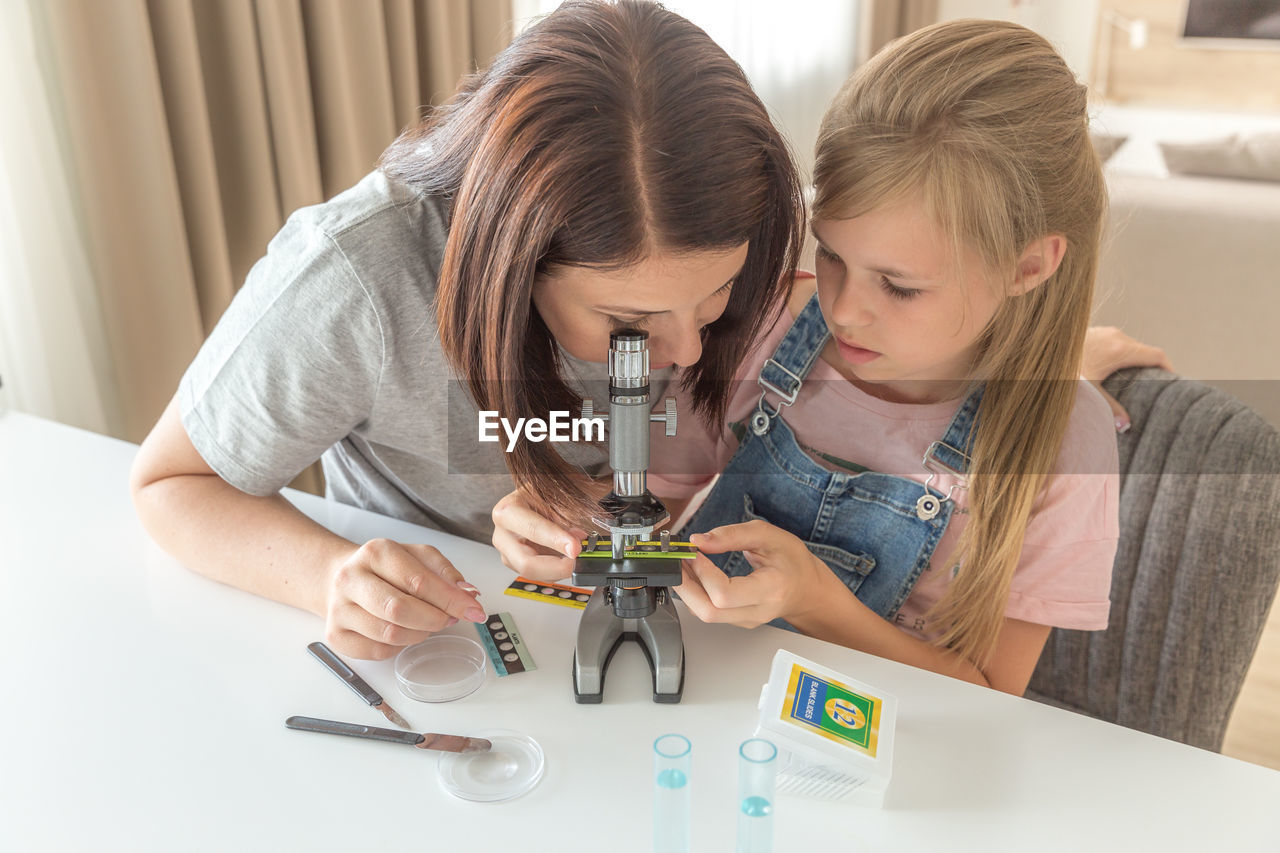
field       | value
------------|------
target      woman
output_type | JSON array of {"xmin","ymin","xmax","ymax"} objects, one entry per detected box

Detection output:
[{"xmin": 130, "ymin": 0, "xmax": 804, "ymax": 659}]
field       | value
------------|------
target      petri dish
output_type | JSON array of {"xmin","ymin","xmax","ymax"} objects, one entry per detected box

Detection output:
[
  {"xmin": 437, "ymin": 729, "xmax": 545, "ymax": 803},
  {"xmin": 395, "ymin": 635, "xmax": 487, "ymax": 702}
]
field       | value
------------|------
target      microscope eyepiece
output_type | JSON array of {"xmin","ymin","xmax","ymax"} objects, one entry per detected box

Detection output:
[
  {"xmin": 610, "ymin": 329, "xmax": 648, "ymax": 344},
  {"xmin": 609, "ymin": 329, "xmax": 649, "ymax": 392}
]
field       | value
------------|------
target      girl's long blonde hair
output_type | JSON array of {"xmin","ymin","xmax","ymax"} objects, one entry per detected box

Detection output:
[{"xmin": 813, "ymin": 20, "xmax": 1107, "ymax": 667}]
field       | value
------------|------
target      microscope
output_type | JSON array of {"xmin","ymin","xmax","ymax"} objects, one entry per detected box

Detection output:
[{"xmin": 572, "ymin": 329, "xmax": 693, "ymax": 703}]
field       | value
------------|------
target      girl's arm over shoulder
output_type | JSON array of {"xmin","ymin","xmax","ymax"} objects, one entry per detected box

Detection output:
[{"xmin": 1082, "ymin": 326, "xmax": 1173, "ymax": 432}]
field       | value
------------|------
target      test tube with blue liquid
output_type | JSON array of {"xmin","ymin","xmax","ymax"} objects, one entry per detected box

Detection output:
[
  {"xmin": 736, "ymin": 738, "xmax": 778, "ymax": 853},
  {"xmin": 653, "ymin": 733, "xmax": 691, "ymax": 853}
]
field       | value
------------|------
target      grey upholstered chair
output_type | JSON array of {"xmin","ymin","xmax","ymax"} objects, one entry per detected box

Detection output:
[{"xmin": 1026, "ymin": 368, "xmax": 1280, "ymax": 752}]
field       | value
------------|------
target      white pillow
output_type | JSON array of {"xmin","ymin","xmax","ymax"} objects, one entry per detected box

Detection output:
[
  {"xmin": 1158, "ymin": 132, "xmax": 1280, "ymax": 182},
  {"xmin": 1091, "ymin": 132, "xmax": 1128, "ymax": 163}
]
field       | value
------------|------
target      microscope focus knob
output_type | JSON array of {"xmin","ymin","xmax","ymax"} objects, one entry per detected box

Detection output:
[
  {"xmin": 582, "ymin": 398, "xmax": 594, "ymax": 421},
  {"xmin": 651, "ymin": 397, "xmax": 677, "ymax": 437}
]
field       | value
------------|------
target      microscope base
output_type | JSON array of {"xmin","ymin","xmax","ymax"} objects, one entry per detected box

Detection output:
[{"xmin": 572, "ymin": 586, "xmax": 685, "ymax": 704}]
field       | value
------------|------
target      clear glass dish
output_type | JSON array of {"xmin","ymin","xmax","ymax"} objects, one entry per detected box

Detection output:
[
  {"xmin": 437, "ymin": 729, "xmax": 545, "ymax": 803},
  {"xmin": 394, "ymin": 635, "xmax": 487, "ymax": 702}
]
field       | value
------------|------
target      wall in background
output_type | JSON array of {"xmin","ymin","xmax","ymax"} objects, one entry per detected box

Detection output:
[
  {"xmin": 936, "ymin": 0, "xmax": 1101, "ymax": 82},
  {"xmin": 934, "ymin": 1, "xmax": 1280, "ymax": 111},
  {"xmin": 1092, "ymin": 0, "xmax": 1280, "ymax": 110},
  {"xmin": 515, "ymin": 0, "xmax": 861, "ymax": 185}
]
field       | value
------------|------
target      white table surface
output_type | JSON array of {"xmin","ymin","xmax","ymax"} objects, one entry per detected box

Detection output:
[{"xmin": 2, "ymin": 411, "xmax": 1278, "ymax": 852}]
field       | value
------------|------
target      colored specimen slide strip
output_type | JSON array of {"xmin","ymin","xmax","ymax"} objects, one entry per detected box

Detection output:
[
  {"xmin": 504, "ymin": 577, "xmax": 595, "ymax": 609},
  {"xmin": 475, "ymin": 611, "xmax": 536, "ymax": 677}
]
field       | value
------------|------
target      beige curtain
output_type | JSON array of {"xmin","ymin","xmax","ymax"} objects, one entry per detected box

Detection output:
[
  {"xmin": 30, "ymin": 0, "xmax": 512, "ymax": 464},
  {"xmin": 860, "ymin": 0, "xmax": 937, "ymax": 61}
]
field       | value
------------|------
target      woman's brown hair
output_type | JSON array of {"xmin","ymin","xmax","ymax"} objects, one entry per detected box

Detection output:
[{"xmin": 380, "ymin": 0, "xmax": 803, "ymax": 519}]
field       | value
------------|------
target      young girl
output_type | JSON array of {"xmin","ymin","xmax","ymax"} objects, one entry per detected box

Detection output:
[
  {"xmin": 495, "ymin": 19, "xmax": 1123, "ymax": 696},
  {"xmin": 670, "ymin": 19, "xmax": 1119, "ymax": 695},
  {"xmin": 129, "ymin": 0, "xmax": 804, "ymax": 660}
]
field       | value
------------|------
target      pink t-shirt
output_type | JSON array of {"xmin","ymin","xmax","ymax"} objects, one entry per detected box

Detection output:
[{"xmin": 650, "ymin": 301, "xmax": 1120, "ymax": 637}]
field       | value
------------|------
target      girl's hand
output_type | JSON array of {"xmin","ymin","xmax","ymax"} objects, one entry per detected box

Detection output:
[
  {"xmin": 675, "ymin": 520, "xmax": 840, "ymax": 628},
  {"xmin": 491, "ymin": 488, "xmax": 588, "ymax": 582},
  {"xmin": 324, "ymin": 539, "xmax": 486, "ymax": 660},
  {"xmin": 1083, "ymin": 326, "xmax": 1173, "ymax": 432}
]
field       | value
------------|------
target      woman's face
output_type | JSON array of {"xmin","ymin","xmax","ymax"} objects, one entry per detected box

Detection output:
[
  {"xmin": 532, "ymin": 243, "xmax": 750, "ymax": 368},
  {"xmin": 812, "ymin": 196, "xmax": 1002, "ymax": 404}
]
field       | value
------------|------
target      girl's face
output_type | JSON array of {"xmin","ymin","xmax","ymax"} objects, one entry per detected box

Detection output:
[
  {"xmin": 813, "ymin": 196, "xmax": 1003, "ymax": 404},
  {"xmin": 532, "ymin": 243, "xmax": 750, "ymax": 368}
]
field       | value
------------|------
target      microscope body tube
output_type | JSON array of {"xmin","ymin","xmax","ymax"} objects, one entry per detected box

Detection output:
[
  {"xmin": 607, "ymin": 331, "xmax": 655, "ymax": 559},
  {"xmin": 610, "ymin": 397, "xmax": 650, "ymax": 497},
  {"xmin": 609, "ymin": 332, "xmax": 651, "ymax": 499}
]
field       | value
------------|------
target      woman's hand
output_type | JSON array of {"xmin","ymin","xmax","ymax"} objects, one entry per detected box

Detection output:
[
  {"xmin": 491, "ymin": 488, "xmax": 588, "ymax": 582},
  {"xmin": 674, "ymin": 520, "xmax": 841, "ymax": 628},
  {"xmin": 324, "ymin": 538, "xmax": 486, "ymax": 659},
  {"xmin": 1083, "ymin": 326, "xmax": 1173, "ymax": 432}
]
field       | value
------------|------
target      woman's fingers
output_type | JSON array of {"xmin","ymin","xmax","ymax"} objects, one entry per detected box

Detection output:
[
  {"xmin": 492, "ymin": 525, "xmax": 576, "ymax": 581},
  {"xmin": 1115, "ymin": 336, "xmax": 1172, "ymax": 373},
  {"xmin": 491, "ymin": 488, "xmax": 585, "ymax": 581},
  {"xmin": 358, "ymin": 539, "xmax": 485, "ymax": 624},
  {"xmin": 324, "ymin": 539, "xmax": 488, "ymax": 659},
  {"xmin": 1087, "ymin": 381, "xmax": 1131, "ymax": 433},
  {"xmin": 492, "ymin": 491, "xmax": 580, "ymax": 558},
  {"xmin": 1082, "ymin": 326, "xmax": 1175, "ymax": 434},
  {"xmin": 401, "ymin": 542, "xmax": 469, "ymax": 588},
  {"xmin": 323, "ymin": 627, "xmax": 402, "ymax": 661},
  {"xmin": 337, "ymin": 560, "xmax": 464, "ymax": 636},
  {"xmin": 331, "ymin": 600, "xmax": 441, "ymax": 650},
  {"xmin": 1083, "ymin": 326, "xmax": 1174, "ymax": 379},
  {"xmin": 514, "ymin": 559, "xmax": 576, "ymax": 582},
  {"xmin": 1139, "ymin": 343, "xmax": 1173, "ymax": 372}
]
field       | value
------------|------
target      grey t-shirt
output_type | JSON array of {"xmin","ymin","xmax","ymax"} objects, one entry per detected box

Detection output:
[{"xmin": 179, "ymin": 170, "xmax": 671, "ymax": 543}]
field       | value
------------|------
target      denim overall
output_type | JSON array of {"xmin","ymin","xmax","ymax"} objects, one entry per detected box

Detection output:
[{"xmin": 677, "ymin": 294, "xmax": 982, "ymax": 628}]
